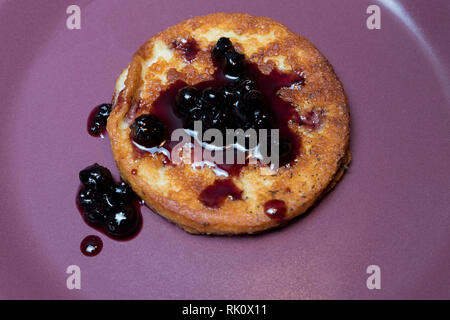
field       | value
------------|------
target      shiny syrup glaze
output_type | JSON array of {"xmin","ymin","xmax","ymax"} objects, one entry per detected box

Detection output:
[
  {"xmin": 80, "ymin": 235, "xmax": 103, "ymax": 257},
  {"xmin": 199, "ymin": 179, "xmax": 243, "ymax": 208},
  {"xmin": 264, "ymin": 199, "xmax": 287, "ymax": 220},
  {"xmin": 134, "ymin": 62, "xmax": 305, "ymax": 176}
]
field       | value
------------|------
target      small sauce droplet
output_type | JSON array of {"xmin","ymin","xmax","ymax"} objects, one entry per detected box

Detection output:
[
  {"xmin": 171, "ymin": 38, "xmax": 200, "ymax": 63},
  {"xmin": 264, "ymin": 199, "xmax": 287, "ymax": 220},
  {"xmin": 80, "ymin": 235, "xmax": 103, "ymax": 257},
  {"xmin": 297, "ymin": 110, "xmax": 322, "ymax": 129}
]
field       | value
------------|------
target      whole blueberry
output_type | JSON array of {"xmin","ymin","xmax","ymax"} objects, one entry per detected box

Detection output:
[
  {"xmin": 238, "ymin": 79, "xmax": 256, "ymax": 93},
  {"xmin": 220, "ymin": 85, "xmax": 240, "ymax": 107},
  {"xmin": 130, "ymin": 114, "xmax": 167, "ymax": 148},
  {"xmin": 84, "ymin": 206, "xmax": 109, "ymax": 227},
  {"xmin": 212, "ymin": 37, "xmax": 233, "ymax": 58},
  {"xmin": 105, "ymin": 205, "xmax": 140, "ymax": 238},
  {"xmin": 88, "ymin": 104, "xmax": 112, "ymax": 136},
  {"xmin": 175, "ymin": 86, "xmax": 199, "ymax": 116},
  {"xmin": 201, "ymin": 87, "xmax": 220, "ymax": 106},
  {"xmin": 97, "ymin": 103, "xmax": 112, "ymax": 118},
  {"xmin": 111, "ymin": 182, "xmax": 136, "ymax": 205},
  {"xmin": 79, "ymin": 163, "xmax": 114, "ymax": 191},
  {"xmin": 98, "ymin": 191, "xmax": 118, "ymax": 213},
  {"xmin": 224, "ymin": 50, "xmax": 245, "ymax": 77},
  {"xmin": 77, "ymin": 187, "xmax": 98, "ymax": 211},
  {"xmin": 184, "ymin": 104, "xmax": 205, "ymax": 130},
  {"xmin": 190, "ymin": 104, "xmax": 204, "ymax": 121}
]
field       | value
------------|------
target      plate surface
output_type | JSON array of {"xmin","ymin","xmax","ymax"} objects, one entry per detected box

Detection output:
[{"xmin": 0, "ymin": 0, "xmax": 449, "ymax": 299}]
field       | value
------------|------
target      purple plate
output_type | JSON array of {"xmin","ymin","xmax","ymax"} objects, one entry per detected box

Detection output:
[{"xmin": 0, "ymin": 0, "xmax": 449, "ymax": 299}]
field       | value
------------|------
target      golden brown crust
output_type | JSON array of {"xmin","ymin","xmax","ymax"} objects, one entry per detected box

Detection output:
[{"xmin": 107, "ymin": 13, "xmax": 351, "ymax": 235}]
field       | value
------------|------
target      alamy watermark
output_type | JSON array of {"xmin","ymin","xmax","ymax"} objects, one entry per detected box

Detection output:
[
  {"xmin": 366, "ymin": 265, "xmax": 381, "ymax": 290},
  {"xmin": 66, "ymin": 265, "xmax": 81, "ymax": 289},
  {"xmin": 66, "ymin": 5, "xmax": 81, "ymax": 30},
  {"xmin": 134, "ymin": 121, "xmax": 283, "ymax": 176},
  {"xmin": 366, "ymin": 5, "xmax": 381, "ymax": 30}
]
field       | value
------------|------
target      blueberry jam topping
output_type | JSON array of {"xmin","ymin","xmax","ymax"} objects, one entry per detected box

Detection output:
[
  {"xmin": 77, "ymin": 163, "xmax": 141, "ymax": 239},
  {"xmin": 80, "ymin": 235, "xmax": 103, "ymax": 257},
  {"xmin": 171, "ymin": 38, "xmax": 200, "ymax": 63},
  {"xmin": 130, "ymin": 38, "xmax": 306, "ymax": 178},
  {"xmin": 88, "ymin": 103, "xmax": 112, "ymax": 137},
  {"xmin": 264, "ymin": 199, "xmax": 287, "ymax": 220},
  {"xmin": 199, "ymin": 179, "xmax": 243, "ymax": 208},
  {"xmin": 128, "ymin": 38, "xmax": 308, "ymax": 207}
]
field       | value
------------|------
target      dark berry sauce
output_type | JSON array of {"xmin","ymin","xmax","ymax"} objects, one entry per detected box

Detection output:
[
  {"xmin": 131, "ymin": 38, "xmax": 306, "ymax": 178},
  {"xmin": 171, "ymin": 38, "xmax": 200, "ymax": 63},
  {"xmin": 76, "ymin": 164, "xmax": 142, "ymax": 240},
  {"xmin": 199, "ymin": 179, "xmax": 243, "ymax": 208},
  {"xmin": 87, "ymin": 103, "xmax": 112, "ymax": 137},
  {"xmin": 264, "ymin": 199, "xmax": 287, "ymax": 220},
  {"xmin": 80, "ymin": 235, "xmax": 103, "ymax": 257}
]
